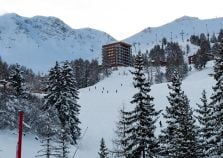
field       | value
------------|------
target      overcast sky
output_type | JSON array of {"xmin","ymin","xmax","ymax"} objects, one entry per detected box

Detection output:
[{"xmin": 1, "ymin": 0, "xmax": 223, "ymax": 40}]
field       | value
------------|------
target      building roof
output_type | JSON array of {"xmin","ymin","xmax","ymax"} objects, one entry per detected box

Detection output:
[{"xmin": 102, "ymin": 41, "xmax": 131, "ymax": 48}]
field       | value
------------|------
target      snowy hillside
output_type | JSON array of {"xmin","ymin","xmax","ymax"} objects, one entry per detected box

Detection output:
[
  {"xmin": 0, "ymin": 62, "xmax": 215, "ymax": 157},
  {"xmin": 0, "ymin": 13, "xmax": 116, "ymax": 73},
  {"xmin": 125, "ymin": 16, "xmax": 223, "ymax": 53},
  {"xmin": 0, "ymin": 14, "xmax": 223, "ymax": 73},
  {"xmin": 0, "ymin": 14, "xmax": 222, "ymax": 73}
]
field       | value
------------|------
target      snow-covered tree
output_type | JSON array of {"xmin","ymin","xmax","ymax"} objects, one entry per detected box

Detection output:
[
  {"xmin": 208, "ymin": 38, "xmax": 223, "ymax": 157},
  {"xmin": 124, "ymin": 53, "xmax": 161, "ymax": 158},
  {"xmin": 8, "ymin": 63, "xmax": 25, "ymax": 96},
  {"xmin": 43, "ymin": 61, "xmax": 81, "ymax": 145},
  {"xmin": 195, "ymin": 90, "xmax": 215, "ymax": 157},
  {"xmin": 43, "ymin": 61, "xmax": 62, "ymax": 111},
  {"xmin": 98, "ymin": 138, "xmax": 109, "ymax": 158},
  {"xmin": 159, "ymin": 71, "xmax": 199, "ymax": 157},
  {"xmin": 0, "ymin": 94, "xmax": 18, "ymax": 129},
  {"xmin": 56, "ymin": 61, "xmax": 81, "ymax": 144}
]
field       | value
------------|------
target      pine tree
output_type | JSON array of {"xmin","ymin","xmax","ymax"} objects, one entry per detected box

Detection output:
[
  {"xmin": 0, "ymin": 56, "xmax": 9, "ymax": 80},
  {"xmin": 102, "ymin": 51, "xmax": 112, "ymax": 77},
  {"xmin": 124, "ymin": 53, "xmax": 161, "ymax": 158},
  {"xmin": 217, "ymin": 29, "xmax": 223, "ymax": 42},
  {"xmin": 112, "ymin": 105, "xmax": 129, "ymax": 158},
  {"xmin": 195, "ymin": 90, "xmax": 215, "ymax": 157},
  {"xmin": 8, "ymin": 63, "xmax": 25, "ymax": 96},
  {"xmin": 43, "ymin": 61, "xmax": 62, "ymax": 111},
  {"xmin": 56, "ymin": 61, "xmax": 81, "ymax": 144},
  {"xmin": 165, "ymin": 42, "xmax": 188, "ymax": 81},
  {"xmin": 159, "ymin": 71, "xmax": 199, "ymax": 158},
  {"xmin": 208, "ymin": 38, "xmax": 223, "ymax": 157},
  {"xmin": 43, "ymin": 61, "xmax": 81, "ymax": 144},
  {"xmin": 98, "ymin": 138, "xmax": 109, "ymax": 158}
]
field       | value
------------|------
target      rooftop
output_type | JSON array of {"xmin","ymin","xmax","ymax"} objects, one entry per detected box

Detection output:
[{"xmin": 102, "ymin": 41, "xmax": 131, "ymax": 48}]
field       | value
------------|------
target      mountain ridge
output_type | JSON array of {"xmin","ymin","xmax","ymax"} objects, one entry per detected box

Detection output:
[
  {"xmin": 0, "ymin": 13, "xmax": 116, "ymax": 73},
  {"xmin": 0, "ymin": 13, "xmax": 222, "ymax": 72},
  {"xmin": 124, "ymin": 16, "xmax": 223, "ymax": 52}
]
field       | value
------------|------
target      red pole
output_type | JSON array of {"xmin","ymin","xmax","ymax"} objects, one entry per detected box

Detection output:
[{"xmin": 16, "ymin": 111, "xmax": 23, "ymax": 158}]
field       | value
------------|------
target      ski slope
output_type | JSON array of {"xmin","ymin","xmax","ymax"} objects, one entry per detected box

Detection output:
[
  {"xmin": 0, "ymin": 62, "xmax": 215, "ymax": 157},
  {"xmin": 125, "ymin": 16, "xmax": 223, "ymax": 53}
]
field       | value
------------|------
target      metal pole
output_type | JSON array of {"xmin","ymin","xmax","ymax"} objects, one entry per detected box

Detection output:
[{"xmin": 16, "ymin": 111, "xmax": 23, "ymax": 158}]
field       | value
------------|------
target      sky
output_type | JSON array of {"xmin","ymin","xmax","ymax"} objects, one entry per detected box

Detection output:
[{"xmin": 1, "ymin": 0, "xmax": 223, "ymax": 40}]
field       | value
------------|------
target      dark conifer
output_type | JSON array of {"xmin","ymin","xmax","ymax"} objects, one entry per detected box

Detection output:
[
  {"xmin": 9, "ymin": 63, "xmax": 25, "ymax": 96},
  {"xmin": 195, "ymin": 90, "xmax": 215, "ymax": 157},
  {"xmin": 98, "ymin": 138, "xmax": 109, "ymax": 158},
  {"xmin": 160, "ymin": 71, "xmax": 199, "ymax": 158},
  {"xmin": 124, "ymin": 53, "xmax": 161, "ymax": 158},
  {"xmin": 56, "ymin": 61, "xmax": 81, "ymax": 144},
  {"xmin": 208, "ymin": 38, "xmax": 223, "ymax": 156}
]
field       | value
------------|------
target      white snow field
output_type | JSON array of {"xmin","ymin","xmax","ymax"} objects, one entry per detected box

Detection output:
[{"xmin": 0, "ymin": 62, "xmax": 215, "ymax": 158}]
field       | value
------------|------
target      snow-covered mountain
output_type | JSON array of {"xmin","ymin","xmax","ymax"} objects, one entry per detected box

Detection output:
[
  {"xmin": 0, "ymin": 13, "xmax": 116, "ymax": 73},
  {"xmin": 0, "ymin": 62, "xmax": 215, "ymax": 157},
  {"xmin": 125, "ymin": 16, "xmax": 223, "ymax": 53},
  {"xmin": 0, "ymin": 14, "xmax": 223, "ymax": 73}
]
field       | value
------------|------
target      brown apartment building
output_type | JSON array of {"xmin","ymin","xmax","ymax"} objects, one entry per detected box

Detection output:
[{"xmin": 102, "ymin": 41, "xmax": 132, "ymax": 67}]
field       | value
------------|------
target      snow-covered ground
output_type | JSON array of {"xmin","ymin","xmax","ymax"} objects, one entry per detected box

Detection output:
[{"xmin": 0, "ymin": 62, "xmax": 215, "ymax": 158}]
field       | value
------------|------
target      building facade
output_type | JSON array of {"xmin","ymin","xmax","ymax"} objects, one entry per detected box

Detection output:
[{"xmin": 102, "ymin": 42, "xmax": 132, "ymax": 67}]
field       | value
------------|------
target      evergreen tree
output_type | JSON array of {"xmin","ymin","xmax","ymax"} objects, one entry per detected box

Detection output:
[
  {"xmin": 217, "ymin": 29, "xmax": 223, "ymax": 42},
  {"xmin": 208, "ymin": 38, "xmax": 223, "ymax": 157},
  {"xmin": 88, "ymin": 59, "xmax": 100, "ymax": 86},
  {"xmin": 194, "ymin": 39, "xmax": 210, "ymax": 70},
  {"xmin": 43, "ymin": 61, "xmax": 81, "ymax": 144},
  {"xmin": 161, "ymin": 37, "xmax": 167, "ymax": 49},
  {"xmin": 210, "ymin": 33, "xmax": 217, "ymax": 43},
  {"xmin": 43, "ymin": 61, "xmax": 62, "ymax": 111},
  {"xmin": 124, "ymin": 53, "xmax": 161, "ymax": 158},
  {"xmin": 165, "ymin": 42, "xmax": 188, "ymax": 81},
  {"xmin": 0, "ymin": 56, "xmax": 9, "ymax": 80},
  {"xmin": 98, "ymin": 138, "xmax": 109, "ymax": 158},
  {"xmin": 102, "ymin": 51, "xmax": 112, "ymax": 77},
  {"xmin": 149, "ymin": 45, "xmax": 165, "ymax": 66},
  {"xmin": 159, "ymin": 71, "xmax": 199, "ymax": 158},
  {"xmin": 71, "ymin": 58, "xmax": 99, "ymax": 88},
  {"xmin": 190, "ymin": 35, "xmax": 200, "ymax": 46},
  {"xmin": 8, "ymin": 63, "xmax": 25, "ymax": 96},
  {"xmin": 56, "ymin": 61, "xmax": 81, "ymax": 144},
  {"xmin": 112, "ymin": 105, "xmax": 129, "ymax": 158},
  {"xmin": 195, "ymin": 90, "xmax": 215, "ymax": 157}
]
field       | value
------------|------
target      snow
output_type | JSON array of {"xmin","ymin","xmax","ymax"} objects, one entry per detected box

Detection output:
[
  {"xmin": 0, "ymin": 62, "xmax": 215, "ymax": 157},
  {"xmin": 125, "ymin": 16, "xmax": 223, "ymax": 54},
  {"xmin": 0, "ymin": 13, "xmax": 116, "ymax": 73},
  {"xmin": 0, "ymin": 14, "xmax": 222, "ymax": 73}
]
